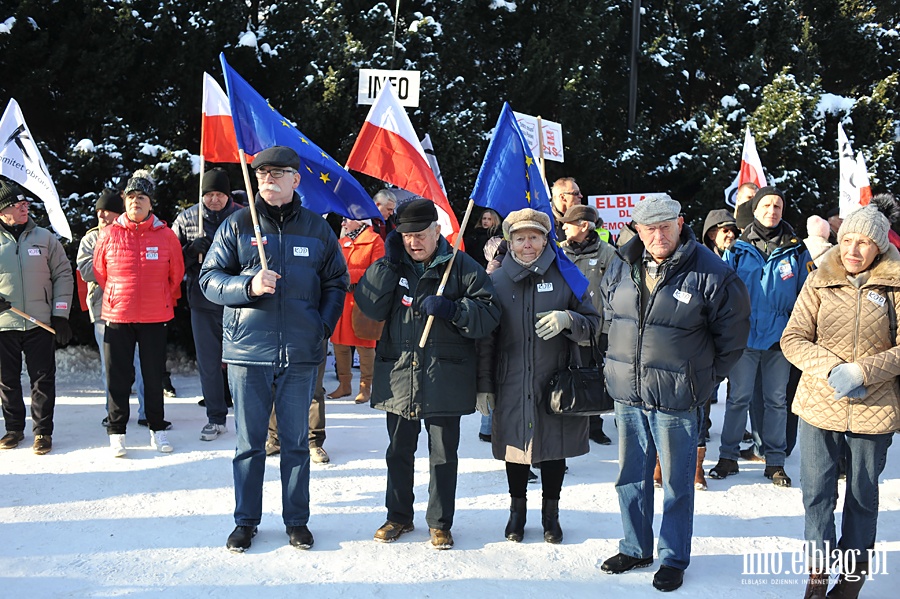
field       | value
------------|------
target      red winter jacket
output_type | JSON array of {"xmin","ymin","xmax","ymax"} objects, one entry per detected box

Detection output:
[{"xmin": 94, "ymin": 214, "xmax": 185, "ymax": 324}]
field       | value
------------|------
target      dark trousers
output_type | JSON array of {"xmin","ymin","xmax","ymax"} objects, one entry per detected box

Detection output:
[
  {"xmin": 191, "ymin": 308, "xmax": 227, "ymax": 425},
  {"xmin": 105, "ymin": 322, "xmax": 168, "ymax": 434},
  {"xmin": 785, "ymin": 365, "xmax": 801, "ymax": 456},
  {"xmin": 385, "ymin": 412, "xmax": 461, "ymax": 531},
  {"xmin": 0, "ymin": 328, "xmax": 56, "ymax": 435},
  {"xmin": 507, "ymin": 459, "xmax": 566, "ymax": 500}
]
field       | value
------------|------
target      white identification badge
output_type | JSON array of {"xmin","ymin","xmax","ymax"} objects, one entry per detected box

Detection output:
[
  {"xmin": 399, "ymin": 277, "xmax": 409, "ymax": 289},
  {"xmin": 146, "ymin": 248, "xmax": 159, "ymax": 260},
  {"xmin": 778, "ymin": 260, "xmax": 794, "ymax": 280},
  {"xmin": 867, "ymin": 290, "xmax": 886, "ymax": 308},
  {"xmin": 27, "ymin": 248, "xmax": 41, "ymax": 256},
  {"xmin": 343, "ymin": 240, "xmax": 351, "ymax": 247},
  {"xmin": 589, "ymin": 258, "xmax": 598, "ymax": 266},
  {"xmin": 673, "ymin": 289, "xmax": 692, "ymax": 304},
  {"xmin": 55, "ymin": 301, "xmax": 68, "ymax": 311},
  {"xmin": 537, "ymin": 282, "xmax": 554, "ymax": 293},
  {"xmin": 293, "ymin": 247, "xmax": 309, "ymax": 257}
]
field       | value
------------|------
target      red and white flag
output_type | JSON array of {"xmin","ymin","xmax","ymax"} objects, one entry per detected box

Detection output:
[
  {"xmin": 723, "ymin": 126, "xmax": 767, "ymax": 207},
  {"xmin": 838, "ymin": 123, "xmax": 872, "ymax": 216},
  {"xmin": 201, "ymin": 72, "xmax": 241, "ymax": 163},
  {"xmin": 347, "ymin": 85, "xmax": 460, "ymax": 240},
  {"xmin": 855, "ymin": 151, "xmax": 872, "ymax": 206}
]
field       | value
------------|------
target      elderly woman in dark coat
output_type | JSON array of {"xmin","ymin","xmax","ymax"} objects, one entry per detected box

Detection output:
[{"xmin": 476, "ymin": 208, "xmax": 600, "ymax": 544}]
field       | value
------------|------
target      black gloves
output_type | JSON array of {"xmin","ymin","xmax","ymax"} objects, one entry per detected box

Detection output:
[
  {"xmin": 421, "ymin": 295, "xmax": 459, "ymax": 322},
  {"xmin": 188, "ymin": 236, "xmax": 213, "ymax": 257},
  {"xmin": 384, "ymin": 231, "xmax": 405, "ymax": 265},
  {"xmin": 51, "ymin": 316, "xmax": 72, "ymax": 345},
  {"xmin": 0, "ymin": 296, "xmax": 10, "ymax": 313}
]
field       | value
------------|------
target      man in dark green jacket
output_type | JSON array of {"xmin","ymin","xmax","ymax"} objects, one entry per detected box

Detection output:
[{"xmin": 355, "ymin": 199, "xmax": 500, "ymax": 550}]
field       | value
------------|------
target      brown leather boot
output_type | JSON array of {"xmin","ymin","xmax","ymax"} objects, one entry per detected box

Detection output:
[
  {"xmin": 827, "ymin": 562, "xmax": 867, "ymax": 599},
  {"xmin": 355, "ymin": 346, "xmax": 375, "ymax": 403},
  {"xmin": 653, "ymin": 454, "xmax": 662, "ymax": 488},
  {"xmin": 695, "ymin": 447, "xmax": 707, "ymax": 491},
  {"xmin": 327, "ymin": 344, "xmax": 353, "ymax": 398}
]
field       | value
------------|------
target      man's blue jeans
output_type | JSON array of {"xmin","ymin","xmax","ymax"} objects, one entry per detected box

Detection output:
[
  {"xmin": 614, "ymin": 402, "xmax": 699, "ymax": 570},
  {"xmin": 229, "ymin": 363, "xmax": 316, "ymax": 527},
  {"xmin": 719, "ymin": 348, "xmax": 790, "ymax": 467},
  {"xmin": 799, "ymin": 419, "xmax": 893, "ymax": 563}
]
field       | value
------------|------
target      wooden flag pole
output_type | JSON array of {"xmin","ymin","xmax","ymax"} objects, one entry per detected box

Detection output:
[
  {"xmin": 418, "ymin": 198, "xmax": 475, "ymax": 348},
  {"xmin": 536, "ymin": 115, "xmax": 547, "ymax": 180},
  {"xmin": 237, "ymin": 149, "xmax": 269, "ymax": 270},
  {"xmin": 197, "ymin": 157, "xmax": 206, "ymax": 262},
  {"xmin": 9, "ymin": 307, "xmax": 55, "ymax": 334}
]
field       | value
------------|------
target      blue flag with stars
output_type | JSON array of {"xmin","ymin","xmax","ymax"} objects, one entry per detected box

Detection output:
[
  {"xmin": 470, "ymin": 103, "xmax": 588, "ymax": 299},
  {"xmin": 220, "ymin": 54, "xmax": 381, "ymax": 221}
]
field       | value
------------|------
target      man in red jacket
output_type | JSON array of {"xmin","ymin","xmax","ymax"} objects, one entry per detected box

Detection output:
[{"xmin": 93, "ymin": 172, "xmax": 184, "ymax": 457}]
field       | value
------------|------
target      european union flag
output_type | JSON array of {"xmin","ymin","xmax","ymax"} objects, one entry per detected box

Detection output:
[
  {"xmin": 470, "ymin": 103, "xmax": 588, "ymax": 299},
  {"xmin": 220, "ymin": 54, "xmax": 381, "ymax": 221}
]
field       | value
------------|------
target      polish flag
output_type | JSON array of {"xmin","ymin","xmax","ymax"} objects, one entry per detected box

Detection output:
[
  {"xmin": 723, "ymin": 126, "xmax": 767, "ymax": 207},
  {"xmin": 838, "ymin": 123, "xmax": 872, "ymax": 217},
  {"xmin": 201, "ymin": 73, "xmax": 241, "ymax": 163},
  {"xmin": 347, "ymin": 85, "xmax": 460, "ymax": 241}
]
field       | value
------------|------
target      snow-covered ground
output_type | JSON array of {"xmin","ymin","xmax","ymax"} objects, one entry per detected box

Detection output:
[{"xmin": 1, "ymin": 346, "xmax": 897, "ymax": 598}]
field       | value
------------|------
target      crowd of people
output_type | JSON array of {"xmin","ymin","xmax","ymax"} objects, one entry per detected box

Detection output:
[{"xmin": 0, "ymin": 153, "xmax": 897, "ymax": 597}]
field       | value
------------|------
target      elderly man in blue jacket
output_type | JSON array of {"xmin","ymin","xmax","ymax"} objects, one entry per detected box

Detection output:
[
  {"xmin": 599, "ymin": 194, "xmax": 750, "ymax": 592},
  {"xmin": 200, "ymin": 146, "xmax": 348, "ymax": 553}
]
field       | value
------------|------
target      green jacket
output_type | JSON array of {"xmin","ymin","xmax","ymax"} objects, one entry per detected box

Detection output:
[
  {"xmin": 354, "ymin": 236, "xmax": 500, "ymax": 420},
  {"xmin": 0, "ymin": 218, "xmax": 73, "ymax": 331}
]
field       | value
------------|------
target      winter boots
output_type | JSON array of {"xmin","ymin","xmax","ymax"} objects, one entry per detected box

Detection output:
[
  {"xmin": 328, "ymin": 344, "xmax": 352, "ymax": 398},
  {"xmin": 505, "ymin": 497, "xmax": 527, "ymax": 542},
  {"xmin": 541, "ymin": 498, "xmax": 563, "ymax": 544},
  {"xmin": 355, "ymin": 346, "xmax": 375, "ymax": 403},
  {"xmin": 653, "ymin": 455, "xmax": 662, "ymax": 488}
]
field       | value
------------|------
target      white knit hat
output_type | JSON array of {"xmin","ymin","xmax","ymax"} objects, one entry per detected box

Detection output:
[{"xmin": 838, "ymin": 205, "xmax": 891, "ymax": 254}]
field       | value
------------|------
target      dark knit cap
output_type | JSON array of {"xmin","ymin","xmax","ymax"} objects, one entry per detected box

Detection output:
[
  {"xmin": 201, "ymin": 170, "xmax": 232, "ymax": 197},
  {"xmin": 96, "ymin": 188, "xmax": 124, "ymax": 214},
  {"xmin": 750, "ymin": 186, "xmax": 785, "ymax": 213},
  {"xmin": 0, "ymin": 178, "xmax": 28, "ymax": 212}
]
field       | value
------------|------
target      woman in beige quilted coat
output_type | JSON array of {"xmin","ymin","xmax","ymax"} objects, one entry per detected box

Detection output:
[{"xmin": 781, "ymin": 205, "xmax": 900, "ymax": 599}]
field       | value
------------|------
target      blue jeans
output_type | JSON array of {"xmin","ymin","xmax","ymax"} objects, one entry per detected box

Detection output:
[
  {"xmin": 95, "ymin": 322, "xmax": 145, "ymax": 419},
  {"xmin": 229, "ymin": 364, "xmax": 317, "ymax": 527},
  {"xmin": 799, "ymin": 419, "xmax": 893, "ymax": 562},
  {"xmin": 614, "ymin": 402, "xmax": 699, "ymax": 570},
  {"xmin": 480, "ymin": 411, "xmax": 492, "ymax": 436},
  {"xmin": 719, "ymin": 348, "xmax": 789, "ymax": 466}
]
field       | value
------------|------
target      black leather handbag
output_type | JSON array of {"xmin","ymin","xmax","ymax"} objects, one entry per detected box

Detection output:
[{"xmin": 544, "ymin": 338, "xmax": 613, "ymax": 416}]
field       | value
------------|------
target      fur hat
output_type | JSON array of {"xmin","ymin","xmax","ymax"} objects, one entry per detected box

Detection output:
[
  {"xmin": 96, "ymin": 188, "xmax": 124, "ymax": 214},
  {"xmin": 502, "ymin": 208, "xmax": 551, "ymax": 238},
  {"xmin": 806, "ymin": 215, "xmax": 831, "ymax": 240},
  {"xmin": 838, "ymin": 205, "xmax": 891, "ymax": 254},
  {"xmin": 0, "ymin": 178, "xmax": 28, "ymax": 212},
  {"xmin": 631, "ymin": 193, "xmax": 681, "ymax": 225}
]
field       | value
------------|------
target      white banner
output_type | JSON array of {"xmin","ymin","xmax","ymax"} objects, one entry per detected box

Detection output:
[
  {"xmin": 357, "ymin": 69, "xmax": 420, "ymax": 107},
  {"xmin": 0, "ymin": 99, "xmax": 71, "ymax": 239},
  {"xmin": 512, "ymin": 111, "xmax": 564, "ymax": 163},
  {"xmin": 589, "ymin": 193, "xmax": 654, "ymax": 237}
]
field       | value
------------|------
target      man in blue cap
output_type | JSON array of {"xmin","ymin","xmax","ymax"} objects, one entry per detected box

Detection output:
[{"xmin": 201, "ymin": 146, "xmax": 348, "ymax": 552}]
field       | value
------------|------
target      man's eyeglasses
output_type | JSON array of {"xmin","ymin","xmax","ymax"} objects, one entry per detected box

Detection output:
[
  {"xmin": 255, "ymin": 168, "xmax": 295, "ymax": 179},
  {"xmin": 560, "ymin": 191, "xmax": 583, "ymax": 198}
]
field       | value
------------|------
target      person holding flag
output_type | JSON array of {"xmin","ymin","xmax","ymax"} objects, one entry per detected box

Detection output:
[
  {"xmin": 200, "ymin": 146, "xmax": 348, "ymax": 553},
  {"xmin": 354, "ymin": 199, "xmax": 500, "ymax": 550},
  {"xmin": 0, "ymin": 178, "xmax": 73, "ymax": 455}
]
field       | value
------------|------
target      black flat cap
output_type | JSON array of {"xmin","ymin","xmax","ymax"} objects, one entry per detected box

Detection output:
[
  {"xmin": 395, "ymin": 199, "xmax": 438, "ymax": 233},
  {"xmin": 250, "ymin": 146, "xmax": 301, "ymax": 170}
]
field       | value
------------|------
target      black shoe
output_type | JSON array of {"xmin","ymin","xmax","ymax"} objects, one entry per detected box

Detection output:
[
  {"xmin": 478, "ymin": 433, "xmax": 492, "ymax": 443},
  {"xmin": 708, "ymin": 458, "xmax": 739, "ymax": 479},
  {"xmin": 101, "ymin": 416, "xmax": 109, "ymax": 427},
  {"xmin": 138, "ymin": 419, "xmax": 172, "ymax": 430},
  {"xmin": 601, "ymin": 552, "xmax": 654, "ymax": 574},
  {"xmin": 541, "ymin": 499, "xmax": 562, "ymax": 544},
  {"xmin": 226, "ymin": 525, "xmax": 257, "ymax": 552},
  {"xmin": 286, "ymin": 525, "xmax": 314, "ymax": 549},
  {"xmin": 739, "ymin": 448, "xmax": 765, "ymax": 463},
  {"xmin": 527, "ymin": 469, "xmax": 538, "ymax": 483},
  {"xmin": 226, "ymin": 396, "xmax": 233, "ymax": 408},
  {"xmin": 197, "ymin": 399, "xmax": 206, "ymax": 407},
  {"xmin": 505, "ymin": 497, "xmax": 527, "ymax": 542},
  {"xmin": 589, "ymin": 429, "xmax": 612, "ymax": 445},
  {"xmin": 742, "ymin": 430, "xmax": 753, "ymax": 443},
  {"xmin": 764, "ymin": 466, "xmax": 792, "ymax": 487},
  {"xmin": 0, "ymin": 431, "xmax": 25, "ymax": 450},
  {"xmin": 653, "ymin": 565, "xmax": 684, "ymax": 592}
]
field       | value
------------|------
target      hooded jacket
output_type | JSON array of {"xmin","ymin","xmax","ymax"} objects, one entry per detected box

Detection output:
[
  {"xmin": 93, "ymin": 213, "xmax": 184, "ymax": 324},
  {"xmin": 701, "ymin": 209, "xmax": 737, "ymax": 255},
  {"xmin": 601, "ymin": 226, "xmax": 751, "ymax": 411},
  {"xmin": 781, "ymin": 245, "xmax": 900, "ymax": 434}
]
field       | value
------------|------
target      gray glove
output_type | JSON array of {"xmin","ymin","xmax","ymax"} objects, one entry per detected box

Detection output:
[
  {"xmin": 476, "ymin": 392, "xmax": 495, "ymax": 416},
  {"xmin": 535, "ymin": 310, "xmax": 572, "ymax": 340},
  {"xmin": 828, "ymin": 363, "xmax": 864, "ymax": 400},
  {"xmin": 844, "ymin": 385, "xmax": 869, "ymax": 400}
]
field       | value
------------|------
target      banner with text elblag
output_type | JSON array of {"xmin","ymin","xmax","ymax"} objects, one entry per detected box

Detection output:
[
  {"xmin": 512, "ymin": 112, "xmax": 564, "ymax": 163},
  {"xmin": 357, "ymin": 69, "xmax": 420, "ymax": 108},
  {"xmin": 589, "ymin": 193, "xmax": 652, "ymax": 238}
]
